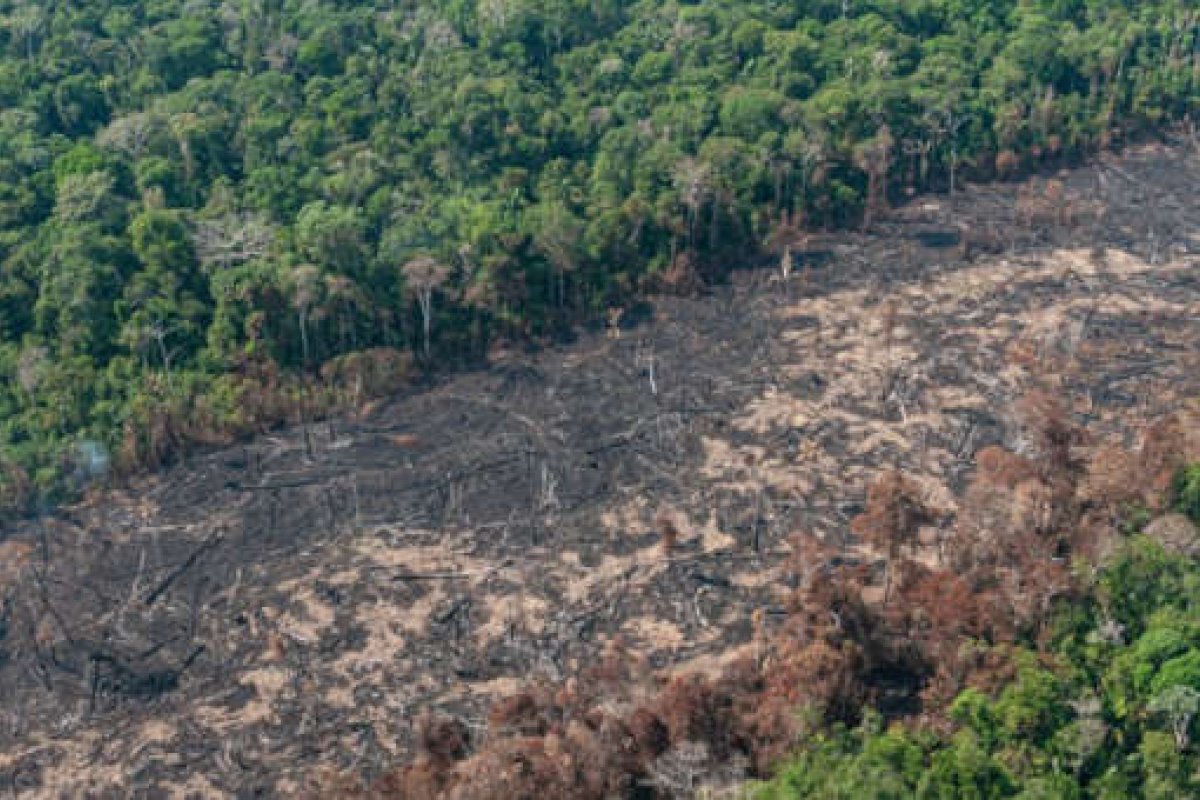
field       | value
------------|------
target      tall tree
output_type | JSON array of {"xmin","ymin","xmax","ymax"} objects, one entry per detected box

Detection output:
[{"xmin": 401, "ymin": 255, "xmax": 451, "ymax": 360}]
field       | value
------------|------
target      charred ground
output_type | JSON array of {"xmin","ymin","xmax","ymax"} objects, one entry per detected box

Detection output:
[{"xmin": 2, "ymin": 137, "xmax": 1200, "ymax": 796}]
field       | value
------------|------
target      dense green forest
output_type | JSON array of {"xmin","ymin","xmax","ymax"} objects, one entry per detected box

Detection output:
[{"xmin": 0, "ymin": 0, "xmax": 1195, "ymax": 504}]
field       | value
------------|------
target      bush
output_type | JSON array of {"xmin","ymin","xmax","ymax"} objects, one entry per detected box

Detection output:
[{"xmin": 1171, "ymin": 464, "xmax": 1200, "ymax": 523}]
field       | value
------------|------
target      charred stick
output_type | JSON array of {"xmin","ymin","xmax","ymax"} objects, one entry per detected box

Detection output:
[
  {"xmin": 435, "ymin": 597, "xmax": 471, "ymax": 626},
  {"xmin": 394, "ymin": 572, "xmax": 471, "ymax": 581},
  {"xmin": 143, "ymin": 529, "xmax": 225, "ymax": 607}
]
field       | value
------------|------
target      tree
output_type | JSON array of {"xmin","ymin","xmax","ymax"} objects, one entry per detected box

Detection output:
[
  {"xmin": 191, "ymin": 213, "xmax": 276, "ymax": 273},
  {"xmin": 673, "ymin": 156, "xmax": 711, "ymax": 251},
  {"xmin": 53, "ymin": 171, "xmax": 120, "ymax": 226},
  {"xmin": 287, "ymin": 264, "xmax": 323, "ymax": 368},
  {"xmin": 527, "ymin": 200, "xmax": 584, "ymax": 309},
  {"xmin": 35, "ymin": 225, "xmax": 129, "ymax": 361},
  {"xmin": 294, "ymin": 201, "xmax": 365, "ymax": 275},
  {"xmin": 1149, "ymin": 685, "xmax": 1200, "ymax": 752},
  {"xmin": 851, "ymin": 470, "xmax": 935, "ymax": 604},
  {"xmin": 401, "ymin": 255, "xmax": 450, "ymax": 360},
  {"xmin": 910, "ymin": 47, "xmax": 973, "ymax": 194},
  {"xmin": 852, "ymin": 125, "xmax": 894, "ymax": 230},
  {"xmin": 7, "ymin": 4, "xmax": 46, "ymax": 61}
]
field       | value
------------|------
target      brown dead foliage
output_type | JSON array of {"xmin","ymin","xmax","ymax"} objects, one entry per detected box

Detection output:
[
  {"xmin": 1017, "ymin": 390, "xmax": 1086, "ymax": 482},
  {"xmin": 655, "ymin": 511, "xmax": 681, "ymax": 552},
  {"xmin": 852, "ymin": 471, "xmax": 936, "ymax": 558},
  {"xmin": 653, "ymin": 251, "xmax": 707, "ymax": 296},
  {"xmin": 490, "ymin": 690, "xmax": 552, "ymax": 737},
  {"xmin": 419, "ymin": 713, "xmax": 472, "ymax": 763},
  {"xmin": 321, "ymin": 347, "xmax": 415, "ymax": 403},
  {"xmin": 851, "ymin": 470, "xmax": 938, "ymax": 603},
  {"xmin": 349, "ymin": 714, "xmax": 471, "ymax": 800}
]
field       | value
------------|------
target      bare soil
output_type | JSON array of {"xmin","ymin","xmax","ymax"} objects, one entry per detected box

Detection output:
[{"xmin": 2, "ymin": 137, "xmax": 1199, "ymax": 797}]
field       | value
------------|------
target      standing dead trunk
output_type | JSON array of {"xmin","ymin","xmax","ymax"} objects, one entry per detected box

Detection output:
[
  {"xmin": 298, "ymin": 307, "xmax": 310, "ymax": 367},
  {"xmin": 418, "ymin": 288, "xmax": 433, "ymax": 359},
  {"xmin": 402, "ymin": 256, "xmax": 451, "ymax": 362}
]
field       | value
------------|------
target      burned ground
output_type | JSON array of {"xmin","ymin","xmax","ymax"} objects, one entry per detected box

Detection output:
[{"xmin": 2, "ymin": 138, "xmax": 1199, "ymax": 797}]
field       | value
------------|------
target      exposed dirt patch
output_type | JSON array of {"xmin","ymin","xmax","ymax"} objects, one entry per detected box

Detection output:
[{"xmin": 2, "ymin": 138, "xmax": 1200, "ymax": 796}]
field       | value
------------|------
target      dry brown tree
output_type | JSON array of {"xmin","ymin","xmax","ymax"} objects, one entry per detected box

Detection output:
[{"xmin": 851, "ymin": 470, "xmax": 936, "ymax": 604}]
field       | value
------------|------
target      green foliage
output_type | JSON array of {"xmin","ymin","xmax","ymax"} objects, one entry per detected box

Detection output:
[
  {"xmin": 0, "ymin": 0, "xmax": 1196, "ymax": 507},
  {"xmin": 756, "ymin": 722, "xmax": 929, "ymax": 800},
  {"xmin": 1171, "ymin": 465, "xmax": 1200, "ymax": 523},
  {"xmin": 756, "ymin": 536, "xmax": 1200, "ymax": 798}
]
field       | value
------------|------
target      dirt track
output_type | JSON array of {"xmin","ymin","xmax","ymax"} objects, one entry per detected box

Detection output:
[{"xmin": 1, "ymin": 138, "xmax": 1199, "ymax": 796}]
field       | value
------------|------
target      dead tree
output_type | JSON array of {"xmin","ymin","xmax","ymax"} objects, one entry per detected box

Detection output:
[
  {"xmin": 851, "ymin": 471, "xmax": 935, "ymax": 605},
  {"xmin": 402, "ymin": 255, "xmax": 451, "ymax": 359}
]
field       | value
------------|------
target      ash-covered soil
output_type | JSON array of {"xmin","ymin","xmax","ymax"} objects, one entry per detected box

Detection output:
[{"xmin": 2, "ymin": 138, "xmax": 1199, "ymax": 797}]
